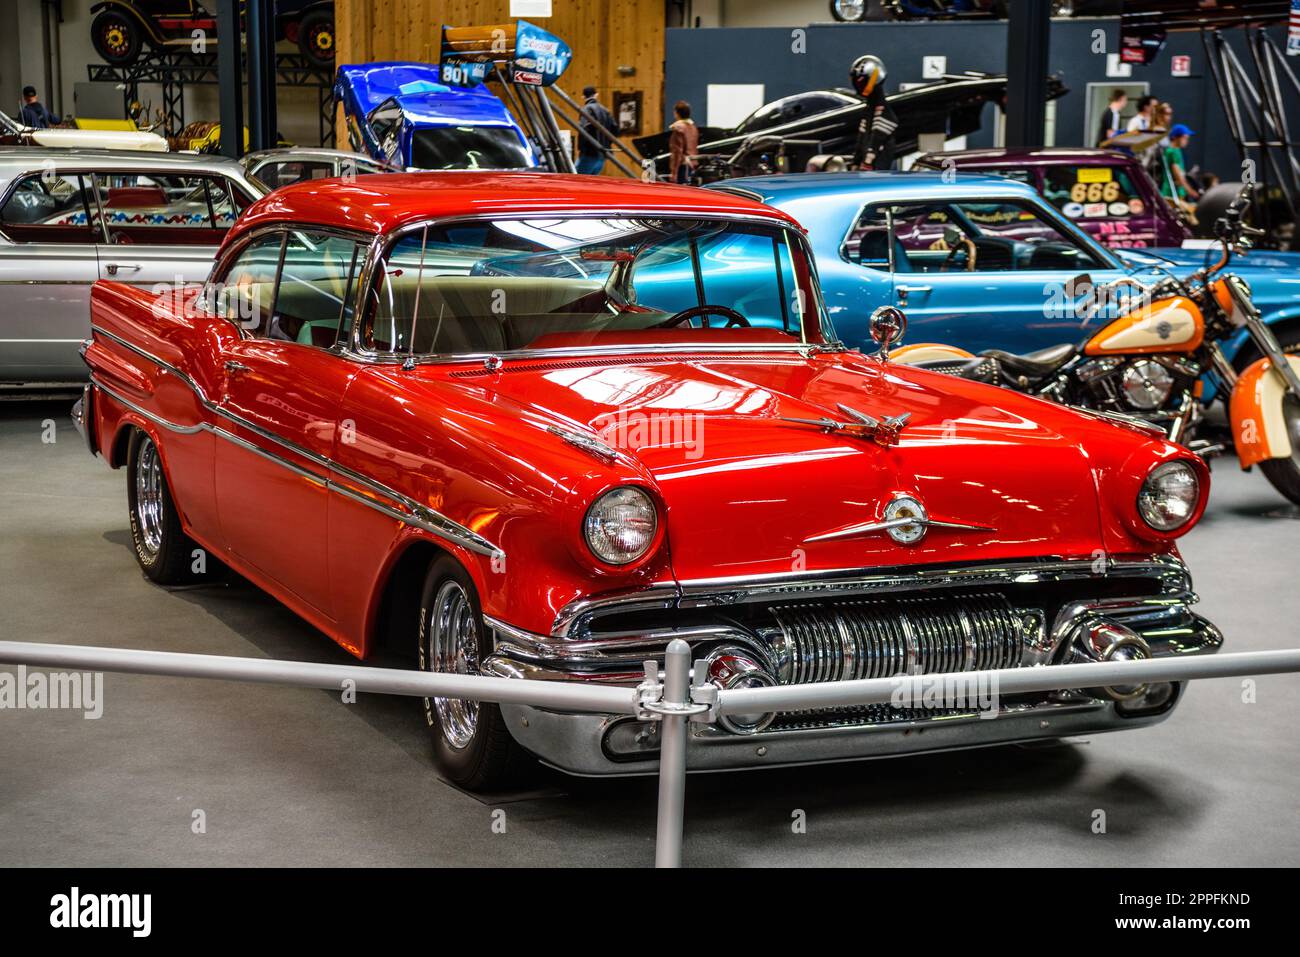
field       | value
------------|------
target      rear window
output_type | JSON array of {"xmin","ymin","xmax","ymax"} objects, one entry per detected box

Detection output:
[{"xmin": 1042, "ymin": 165, "xmax": 1145, "ymax": 221}]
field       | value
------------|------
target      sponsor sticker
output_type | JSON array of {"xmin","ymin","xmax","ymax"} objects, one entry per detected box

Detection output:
[
  {"xmin": 1077, "ymin": 167, "xmax": 1113, "ymax": 184},
  {"xmin": 1108, "ymin": 201, "xmax": 1131, "ymax": 217},
  {"xmin": 1084, "ymin": 202, "xmax": 1108, "ymax": 218},
  {"xmin": 1062, "ymin": 202, "xmax": 1084, "ymax": 219}
]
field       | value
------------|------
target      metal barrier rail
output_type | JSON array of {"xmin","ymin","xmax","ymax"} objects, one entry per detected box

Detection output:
[{"xmin": 3, "ymin": 639, "xmax": 1299, "ymax": 867}]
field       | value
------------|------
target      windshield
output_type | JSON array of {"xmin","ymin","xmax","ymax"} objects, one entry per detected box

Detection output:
[
  {"xmin": 409, "ymin": 126, "xmax": 532, "ymax": 170},
  {"xmin": 362, "ymin": 216, "xmax": 831, "ymax": 356}
]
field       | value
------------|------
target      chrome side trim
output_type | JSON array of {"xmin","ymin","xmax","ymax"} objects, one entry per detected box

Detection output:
[
  {"xmin": 803, "ymin": 515, "xmax": 993, "ymax": 543},
  {"xmin": 93, "ymin": 378, "xmax": 208, "ymax": 435},
  {"xmin": 547, "ymin": 424, "xmax": 622, "ymax": 464},
  {"xmin": 88, "ymin": 329, "xmax": 501, "ymax": 558},
  {"xmin": 549, "ymin": 556, "xmax": 1191, "ymax": 638}
]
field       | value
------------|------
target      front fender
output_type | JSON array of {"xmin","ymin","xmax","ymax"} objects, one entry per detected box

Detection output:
[{"xmin": 1230, "ymin": 354, "xmax": 1300, "ymax": 468}]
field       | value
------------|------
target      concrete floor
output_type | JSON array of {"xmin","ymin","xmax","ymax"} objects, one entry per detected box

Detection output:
[{"xmin": 1, "ymin": 398, "xmax": 1298, "ymax": 867}]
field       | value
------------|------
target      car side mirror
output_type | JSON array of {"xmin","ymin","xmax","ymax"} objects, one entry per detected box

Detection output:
[{"xmin": 870, "ymin": 305, "xmax": 907, "ymax": 358}]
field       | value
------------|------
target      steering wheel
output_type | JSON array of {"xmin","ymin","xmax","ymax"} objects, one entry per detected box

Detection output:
[
  {"xmin": 941, "ymin": 236, "xmax": 977, "ymax": 273},
  {"xmin": 657, "ymin": 304, "xmax": 750, "ymax": 329}
]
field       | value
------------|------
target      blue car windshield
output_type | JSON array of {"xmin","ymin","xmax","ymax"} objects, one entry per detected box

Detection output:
[
  {"xmin": 410, "ymin": 127, "xmax": 532, "ymax": 170},
  {"xmin": 362, "ymin": 216, "xmax": 831, "ymax": 355}
]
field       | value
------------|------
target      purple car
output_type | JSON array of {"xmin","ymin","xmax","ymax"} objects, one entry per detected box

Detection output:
[{"xmin": 913, "ymin": 147, "xmax": 1190, "ymax": 250}]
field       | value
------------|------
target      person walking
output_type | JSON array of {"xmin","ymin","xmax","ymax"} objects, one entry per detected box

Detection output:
[
  {"xmin": 576, "ymin": 86, "xmax": 619, "ymax": 176},
  {"xmin": 1126, "ymin": 95, "xmax": 1156, "ymax": 133},
  {"xmin": 668, "ymin": 100, "xmax": 699, "ymax": 185},
  {"xmin": 1096, "ymin": 88, "xmax": 1127, "ymax": 147},
  {"xmin": 19, "ymin": 85, "xmax": 60, "ymax": 129}
]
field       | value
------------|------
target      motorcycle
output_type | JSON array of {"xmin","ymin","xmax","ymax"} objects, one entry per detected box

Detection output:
[{"xmin": 891, "ymin": 186, "xmax": 1300, "ymax": 505}]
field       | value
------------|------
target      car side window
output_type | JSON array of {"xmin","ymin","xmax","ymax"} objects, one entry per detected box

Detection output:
[
  {"xmin": 844, "ymin": 200, "xmax": 1107, "ymax": 274},
  {"xmin": 0, "ymin": 172, "xmax": 98, "ymax": 244},
  {"xmin": 214, "ymin": 232, "xmax": 285, "ymax": 335},
  {"xmin": 256, "ymin": 160, "xmax": 336, "ymax": 189},
  {"xmin": 91, "ymin": 172, "xmax": 241, "ymax": 246},
  {"xmin": 368, "ymin": 100, "xmax": 403, "ymax": 160},
  {"xmin": 271, "ymin": 232, "xmax": 365, "ymax": 348}
]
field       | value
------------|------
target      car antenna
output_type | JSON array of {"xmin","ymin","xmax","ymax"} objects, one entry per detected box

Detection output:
[{"xmin": 403, "ymin": 224, "xmax": 430, "ymax": 371}]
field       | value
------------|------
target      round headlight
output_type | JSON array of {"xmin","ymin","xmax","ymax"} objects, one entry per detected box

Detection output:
[
  {"xmin": 584, "ymin": 487, "xmax": 657, "ymax": 565},
  {"xmin": 1137, "ymin": 460, "xmax": 1200, "ymax": 531}
]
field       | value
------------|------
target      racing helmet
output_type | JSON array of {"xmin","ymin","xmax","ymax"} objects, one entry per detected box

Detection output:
[{"xmin": 850, "ymin": 55, "xmax": 887, "ymax": 97}]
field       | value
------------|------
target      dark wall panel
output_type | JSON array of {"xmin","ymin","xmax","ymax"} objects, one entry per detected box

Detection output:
[{"xmin": 665, "ymin": 19, "xmax": 1295, "ymax": 181}]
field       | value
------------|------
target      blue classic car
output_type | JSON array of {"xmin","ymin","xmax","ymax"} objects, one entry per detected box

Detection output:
[
  {"xmin": 336, "ymin": 62, "xmax": 537, "ymax": 171},
  {"xmin": 713, "ymin": 172, "xmax": 1300, "ymax": 370}
]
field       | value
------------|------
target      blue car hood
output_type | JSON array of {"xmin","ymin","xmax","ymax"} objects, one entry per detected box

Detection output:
[
  {"xmin": 394, "ymin": 88, "xmax": 518, "ymax": 129},
  {"xmin": 336, "ymin": 61, "xmax": 509, "ymax": 126},
  {"xmin": 1114, "ymin": 244, "xmax": 1300, "ymax": 274}
]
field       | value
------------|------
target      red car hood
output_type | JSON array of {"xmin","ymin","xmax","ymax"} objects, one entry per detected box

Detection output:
[{"xmin": 436, "ymin": 351, "xmax": 1125, "ymax": 582}]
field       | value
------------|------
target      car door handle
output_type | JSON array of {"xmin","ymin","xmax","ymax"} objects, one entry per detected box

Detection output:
[
  {"xmin": 224, "ymin": 360, "xmax": 251, "ymax": 375},
  {"xmin": 897, "ymin": 285, "xmax": 932, "ymax": 294},
  {"xmin": 103, "ymin": 263, "xmax": 141, "ymax": 276}
]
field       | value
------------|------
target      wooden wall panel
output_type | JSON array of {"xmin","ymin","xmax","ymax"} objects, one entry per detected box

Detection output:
[{"xmin": 332, "ymin": 0, "xmax": 665, "ymax": 167}]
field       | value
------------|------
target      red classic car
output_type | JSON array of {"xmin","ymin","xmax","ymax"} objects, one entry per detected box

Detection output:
[{"xmin": 76, "ymin": 172, "xmax": 1221, "ymax": 788}]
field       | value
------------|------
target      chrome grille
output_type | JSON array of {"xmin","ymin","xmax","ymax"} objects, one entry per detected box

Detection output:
[{"xmin": 765, "ymin": 593, "xmax": 1031, "ymax": 685}]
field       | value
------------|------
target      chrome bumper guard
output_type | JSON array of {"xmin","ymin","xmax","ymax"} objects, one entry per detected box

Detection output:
[{"xmin": 484, "ymin": 559, "xmax": 1222, "ymax": 775}]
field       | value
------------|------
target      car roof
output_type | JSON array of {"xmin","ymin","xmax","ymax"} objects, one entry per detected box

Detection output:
[
  {"xmin": 0, "ymin": 146, "xmax": 246, "ymax": 175},
  {"xmin": 231, "ymin": 171, "xmax": 802, "ymax": 240},
  {"xmin": 242, "ymin": 147, "xmax": 388, "ymax": 164},
  {"xmin": 718, "ymin": 170, "xmax": 1041, "ymax": 203},
  {"xmin": 915, "ymin": 146, "xmax": 1135, "ymax": 166}
]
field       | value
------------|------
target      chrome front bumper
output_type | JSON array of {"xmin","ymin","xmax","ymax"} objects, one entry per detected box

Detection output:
[
  {"xmin": 483, "ymin": 558, "xmax": 1222, "ymax": 776},
  {"xmin": 499, "ymin": 693, "xmax": 1180, "ymax": 777}
]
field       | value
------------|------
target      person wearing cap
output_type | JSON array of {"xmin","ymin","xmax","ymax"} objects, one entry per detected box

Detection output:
[
  {"xmin": 20, "ymin": 85, "xmax": 60, "ymax": 129},
  {"xmin": 576, "ymin": 85, "xmax": 619, "ymax": 176},
  {"xmin": 1159, "ymin": 124, "xmax": 1199, "ymax": 203}
]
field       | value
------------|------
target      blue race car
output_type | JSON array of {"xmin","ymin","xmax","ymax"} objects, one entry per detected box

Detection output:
[
  {"xmin": 335, "ymin": 61, "xmax": 536, "ymax": 171},
  {"xmin": 713, "ymin": 172, "xmax": 1300, "ymax": 371}
]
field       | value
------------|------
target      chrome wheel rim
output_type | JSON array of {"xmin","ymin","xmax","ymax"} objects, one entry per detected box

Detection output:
[
  {"xmin": 429, "ymin": 581, "xmax": 480, "ymax": 750},
  {"xmin": 134, "ymin": 436, "xmax": 164, "ymax": 558}
]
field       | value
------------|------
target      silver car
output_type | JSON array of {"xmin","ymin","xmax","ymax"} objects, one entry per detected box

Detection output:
[
  {"xmin": 0, "ymin": 148, "xmax": 264, "ymax": 388},
  {"xmin": 239, "ymin": 147, "xmax": 398, "ymax": 190}
]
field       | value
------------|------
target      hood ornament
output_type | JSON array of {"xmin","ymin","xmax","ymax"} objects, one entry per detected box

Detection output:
[
  {"xmin": 780, "ymin": 403, "xmax": 912, "ymax": 447},
  {"xmin": 804, "ymin": 494, "xmax": 993, "ymax": 546}
]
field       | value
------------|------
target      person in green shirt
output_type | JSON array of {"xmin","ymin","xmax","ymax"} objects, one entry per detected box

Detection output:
[{"xmin": 1159, "ymin": 124, "xmax": 1199, "ymax": 203}]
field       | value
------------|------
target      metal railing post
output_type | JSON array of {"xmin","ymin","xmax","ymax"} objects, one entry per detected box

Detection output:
[{"xmin": 654, "ymin": 638, "xmax": 691, "ymax": 868}]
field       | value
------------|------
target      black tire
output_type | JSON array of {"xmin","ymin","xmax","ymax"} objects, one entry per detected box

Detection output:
[
  {"xmin": 1230, "ymin": 322, "xmax": 1300, "ymax": 373},
  {"xmin": 126, "ymin": 429, "xmax": 197, "ymax": 585},
  {"xmin": 297, "ymin": 9, "xmax": 335, "ymax": 67},
  {"xmin": 1260, "ymin": 393, "xmax": 1300, "ymax": 506},
  {"xmin": 418, "ymin": 556, "xmax": 531, "ymax": 790},
  {"xmin": 91, "ymin": 10, "xmax": 143, "ymax": 66}
]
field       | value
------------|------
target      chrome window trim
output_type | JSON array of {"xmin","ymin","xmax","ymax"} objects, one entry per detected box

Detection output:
[
  {"xmin": 88, "ymin": 327, "xmax": 500, "ymax": 558},
  {"xmin": 548, "ymin": 555, "xmax": 1191, "ymax": 639},
  {"xmin": 347, "ymin": 210, "xmax": 837, "ymax": 363}
]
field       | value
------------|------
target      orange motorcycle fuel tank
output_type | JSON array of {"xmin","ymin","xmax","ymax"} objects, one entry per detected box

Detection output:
[{"xmin": 1084, "ymin": 296, "xmax": 1205, "ymax": 356}]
